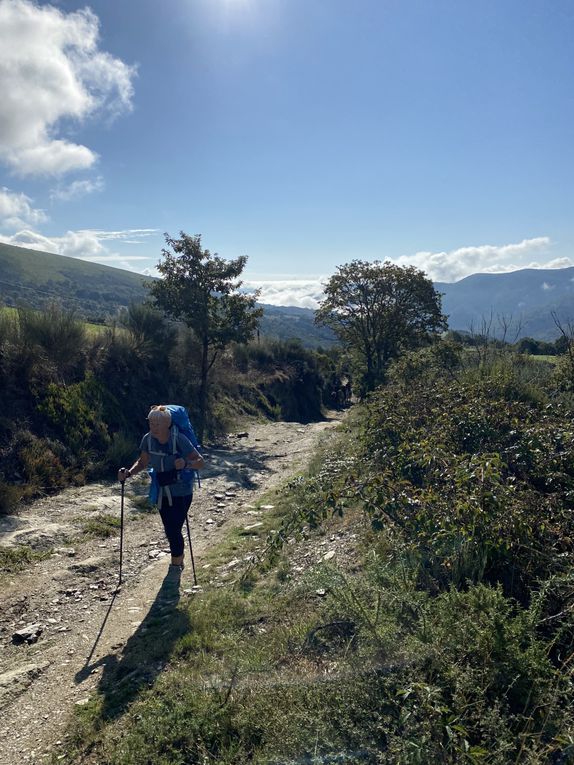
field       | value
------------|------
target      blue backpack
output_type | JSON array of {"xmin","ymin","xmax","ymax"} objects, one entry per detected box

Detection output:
[{"xmin": 147, "ymin": 404, "xmax": 201, "ymax": 506}]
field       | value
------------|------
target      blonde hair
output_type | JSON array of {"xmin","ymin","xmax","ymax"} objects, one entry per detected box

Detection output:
[{"xmin": 147, "ymin": 405, "xmax": 172, "ymax": 424}]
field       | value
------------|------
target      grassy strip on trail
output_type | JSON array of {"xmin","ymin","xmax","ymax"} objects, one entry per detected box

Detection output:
[
  {"xmin": 0, "ymin": 544, "xmax": 51, "ymax": 573},
  {"xmin": 60, "ymin": 357, "xmax": 574, "ymax": 764},
  {"xmin": 80, "ymin": 514, "xmax": 122, "ymax": 539}
]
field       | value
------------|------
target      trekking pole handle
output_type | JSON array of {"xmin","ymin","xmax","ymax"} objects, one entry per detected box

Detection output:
[{"xmin": 119, "ymin": 467, "xmax": 131, "ymax": 482}]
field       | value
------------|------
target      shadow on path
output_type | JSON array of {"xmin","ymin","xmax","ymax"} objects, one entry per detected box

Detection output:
[
  {"xmin": 203, "ymin": 419, "xmax": 338, "ymax": 485},
  {"xmin": 75, "ymin": 569, "xmax": 190, "ymax": 720}
]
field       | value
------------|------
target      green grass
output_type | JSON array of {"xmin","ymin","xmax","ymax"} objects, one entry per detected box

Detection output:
[
  {"xmin": 59, "ymin": 406, "xmax": 574, "ymax": 765},
  {"xmin": 0, "ymin": 544, "xmax": 50, "ymax": 573},
  {"xmin": 528, "ymin": 353, "xmax": 559, "ymax": 365},
  {"xmin": 64, "ymin": 520, "xmax": 574, "ymax": 765},
  {"xmin": 80, "ymin": 514, "xmax": 121, "ymax": 538},
  {"xmin": 1, "ymin": 304, "xmax": 122, "ymax": 338}
]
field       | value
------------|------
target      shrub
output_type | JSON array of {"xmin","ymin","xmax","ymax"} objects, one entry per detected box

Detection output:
[
  {"xmin": 17, "ymin": 433, "xmax": 68, "ymax": 491},
  {"xmin": 102, "ymin": 430, "xmax": 138, "ymax": 473},
  {"xmin": 0, "ymin": 481, "xmax": 26, "ymax": 515},
  {"xmin": 37, "ymin": 373, "xmax": 110, "ymax": 455},
  {"xmin": 17, "ymin": 302, "xmax": 86, "ymax": 383}
]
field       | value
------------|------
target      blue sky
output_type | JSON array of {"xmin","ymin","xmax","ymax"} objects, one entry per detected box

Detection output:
[{"xmin": 0, "ymin": 0, "xmax": 573, "ymax": 307}]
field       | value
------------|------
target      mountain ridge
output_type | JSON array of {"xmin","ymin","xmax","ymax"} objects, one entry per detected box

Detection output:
[
  {"xmin": 1, "ymin": 241, "xmax": 572, "ymax": 341},
  {"xmin": 0, "ymin": 242, "xmax": 335, "ymax": 347},
  {"xmin": 436, "ymin": 266, "xmax": 574, "ymax": 339}
]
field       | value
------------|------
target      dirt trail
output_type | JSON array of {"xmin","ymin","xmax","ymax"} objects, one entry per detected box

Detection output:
[{"xmin": 0, "ymin": 417, "xmax": 340, "ymax": 765}]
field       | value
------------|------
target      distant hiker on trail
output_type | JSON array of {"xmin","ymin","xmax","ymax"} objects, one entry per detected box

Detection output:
[{"xmin": 117, "ymin": 405, "xmax": 204, "ymax": 573}]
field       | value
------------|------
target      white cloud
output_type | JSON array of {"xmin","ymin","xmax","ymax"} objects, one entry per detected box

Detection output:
[
  {"xmin": 141, "ymin": 266, "xmax": 161, "ymax": 277},
  {"xmin": 0, "ymin": 0, "xmax": 135, "ymax": 176},
  {"xmin": 0, "ymin": 227, "xmax": 158, "ymax": 271},
  {"xmin": 50, "ymin": 176, "xmax": 105, "ymax": 201},
  {"xmin": 395, "ymin": 237, "xmax": 557, "ymax": 282},
  {"xmin": 243, "ymin": 278, "xmax": 325, "ymax": 309},
  {"xmin": 242, "ymin": 238, "xmax": 571, "ymax": 307},
  {"xmin": 78, "ymin": 228, "xmax": 159, "ymax": 241},
  {"xmin": 526, "ymin": 257, "xmax": 573, "ymax": 270},
  {"xmin": 0, "ymin": 186, "xmax": 48, "ymax": 229}
]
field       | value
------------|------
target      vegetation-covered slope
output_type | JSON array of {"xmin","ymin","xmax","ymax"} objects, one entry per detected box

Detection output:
[
  {"xmin": 0, "ymin": 242, "xmax": 336, "ymax": 346},
  {"xmin": 437, "ymin": 266, "xmax": 574, "ymax": 339},
  {"xmin": 63, "ymin": 344, "xmax": 574, "ymax": 764},
  {"xmin": 0, "ymin": 302, "xmax": 347, "ymax": 513},
  {"xmin": 0, "ymin": 241, "xmax": 150, "ymax": 319},
  {"xmin": 3, "ymin": 242, "xmax": 574, "ymax": 344}
]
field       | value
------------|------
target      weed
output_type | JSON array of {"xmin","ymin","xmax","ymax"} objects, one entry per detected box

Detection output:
[
  {"xmin": 0, "ymin": 545, "xmax": 49, "ymax": 572},
  {"xmin": 81, "ymin": 514, "xmax": 121, "ymax": 538}
]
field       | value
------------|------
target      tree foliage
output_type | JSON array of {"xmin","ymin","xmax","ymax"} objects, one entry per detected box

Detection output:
[
  {"xmin": 148, "ymin": 233, "xmax": 263, "ymax": 439},
  {"xmin": 315, "ymin": 260, "xmax": 446, "ymax": 393}
]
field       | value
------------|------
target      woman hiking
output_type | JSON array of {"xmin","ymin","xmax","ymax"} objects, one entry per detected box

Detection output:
[{"xmin": 117, "ymin": 405, "xmax": 204, "ymax": 572}]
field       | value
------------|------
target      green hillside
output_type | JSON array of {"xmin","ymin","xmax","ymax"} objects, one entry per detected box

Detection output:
[
  {"xmin": 0, "ymin": 242, "xmax": 335, "ymax": 346},
  {"xmin": 437, "ymin": 267, "xmax": 574, "ymax": 340},
  {"xmin": 0, "ymin": 242, "xmax": 150, "ymax": 320},
  {"xmin": 258, "ymin": 303, "xmax": 335, "ymax": 347}
]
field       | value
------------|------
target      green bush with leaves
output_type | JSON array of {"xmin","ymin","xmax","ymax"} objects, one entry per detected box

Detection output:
[
  {"xmin": 304, "ymin": 373, "xmax": 574, "ymax": 601},
  {"xmin": 37, "ymin": 373, "xmax": 110, "ymax": 456}
]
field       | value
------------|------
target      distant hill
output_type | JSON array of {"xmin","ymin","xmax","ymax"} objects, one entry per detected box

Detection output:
[
  {"xmin": 256, "ymin": 303, "xmax": 335, "ymax": 348},
  {"xmin": 437, "ymin": 268, "xmax": 574, "ymax": 340},
  {"xmin": 0, "ymin": 241, "xmax": 149, "ymax": 320},
  {"xmin": 2, "ymin": 241, "xmax": 572, "ymax": 342},
  {"xmin": 0, "ymin": 242, "xmax": 335, "ymax": 347}
]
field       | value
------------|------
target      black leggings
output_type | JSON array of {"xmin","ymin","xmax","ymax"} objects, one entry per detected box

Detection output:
[{"xmin": 158, "ymin": 494, "xmax": 192, "ymax": 557}]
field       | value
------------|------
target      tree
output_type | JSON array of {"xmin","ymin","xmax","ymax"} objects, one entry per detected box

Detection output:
[
  {"xmin": 148, "ymin": 233, "xmax": 262, "ymax": 440},
  {"xmin": 315, "ymin": 260, "xmax": 446, "ymax": 394}
]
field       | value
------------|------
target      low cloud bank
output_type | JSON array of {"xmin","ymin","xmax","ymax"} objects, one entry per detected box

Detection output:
[
  {"xmin": 243, "ymin": 278, "xmax": 325, "ymax": 310},
  {"xmin": 395, "ymin": 237, "xmax": 570, "ymax": 282},
  {"xmin": 0, "ymin": 229, "xmax": 570, "ymax": 309},
  {"xmin": 244, "ymin": 237, "xmax": 570, "ymax": 308}
]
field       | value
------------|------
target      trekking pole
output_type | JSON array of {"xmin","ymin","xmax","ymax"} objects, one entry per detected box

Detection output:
[
  {"xmin": 185, "ymin": 514, "xmax": 197, "ymax": 585},
  {"xmin": 118, "ymin": 477, "xmax": 125, "ymax": 588}
]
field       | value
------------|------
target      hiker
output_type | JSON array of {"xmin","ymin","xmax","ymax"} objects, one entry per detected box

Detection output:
[{"xmin": 117, "ymin": 405, "xmax": 204, "ymax": 571}]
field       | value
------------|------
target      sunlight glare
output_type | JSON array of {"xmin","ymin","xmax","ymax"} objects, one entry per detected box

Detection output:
[{"xmin": 221, "ymin": 0, "xmax": 253, "ymax": 11}]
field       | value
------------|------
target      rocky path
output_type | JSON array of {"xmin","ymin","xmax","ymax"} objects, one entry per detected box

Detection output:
[{"xmin": 0, "ymin": 417, "xmax": 340, "ymax": 765}]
